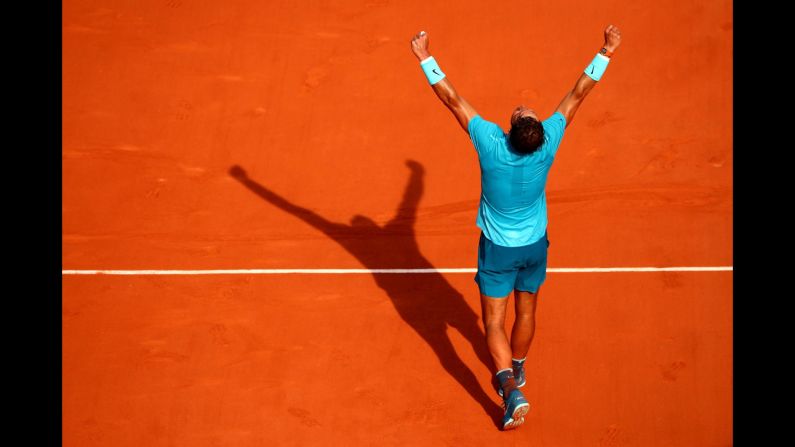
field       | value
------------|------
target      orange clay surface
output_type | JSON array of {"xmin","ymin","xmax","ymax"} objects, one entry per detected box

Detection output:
[{"xmin": 63, "ymin": 0, "xmax": 732, "ymax": 445}]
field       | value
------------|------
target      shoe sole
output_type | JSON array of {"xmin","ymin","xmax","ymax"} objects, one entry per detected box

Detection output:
[{"xmin": 502, "ymin": 402, "xmax": 530, "ymax": 430}]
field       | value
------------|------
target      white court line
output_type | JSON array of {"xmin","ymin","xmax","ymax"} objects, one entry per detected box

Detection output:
[{"xmin": 62, "ymin": 266, "xmax": 733, "ymax": 275}]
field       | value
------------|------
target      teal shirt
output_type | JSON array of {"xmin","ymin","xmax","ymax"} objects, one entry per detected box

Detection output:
[{"xmin": 468, "ymin": 112, "xmax": 566, "ymax": 247}]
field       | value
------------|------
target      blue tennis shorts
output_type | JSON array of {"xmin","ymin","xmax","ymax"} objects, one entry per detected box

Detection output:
[{"xmin": 474, "ymin": 231, "xmax": 550, "ymax": 298}]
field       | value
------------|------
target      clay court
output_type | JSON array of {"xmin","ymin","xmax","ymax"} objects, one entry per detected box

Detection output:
[{"xmin": 63, "ymin": 0, "xmax": 732, "ymax": 445}]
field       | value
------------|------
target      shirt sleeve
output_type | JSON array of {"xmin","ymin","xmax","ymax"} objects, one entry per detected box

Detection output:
[
  {"xmin": 468, "ymin": 115, "xmax": 503, "ymax": 157},
  {"xmin": 541, "ymin": 112, "xmax": 567, "ymax": 158}
]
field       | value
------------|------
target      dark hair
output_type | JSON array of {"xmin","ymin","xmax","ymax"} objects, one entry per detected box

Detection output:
[{"xmin": 509, "ymin": 116, "xmax": 545, "ymax": 154}]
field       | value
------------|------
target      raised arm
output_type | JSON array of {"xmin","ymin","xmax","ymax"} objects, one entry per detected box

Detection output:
[
  {"xmin": 411, "ymin": 31, "xmax": 478, "ymax": 134},
  {"xmin": 228, "ymin": 165, "xmax": 345, "ymax": 237},
  {"xmin": 555, "ymin": 25, "xmax": 622, "ymax": 128}
]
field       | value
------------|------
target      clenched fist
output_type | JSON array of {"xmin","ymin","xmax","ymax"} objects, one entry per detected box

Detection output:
[
  {"xmin": 410, "ymin": 30, "xmax": 431, "ymax": 61},
  {"xmin": 604, "ymin": 25, "xmax": 622, "ymax": 52}
]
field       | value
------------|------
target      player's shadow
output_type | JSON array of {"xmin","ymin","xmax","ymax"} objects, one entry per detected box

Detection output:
[{"xmin": 229, "ymin": 160, "xmax": 503, "ymax": 425}]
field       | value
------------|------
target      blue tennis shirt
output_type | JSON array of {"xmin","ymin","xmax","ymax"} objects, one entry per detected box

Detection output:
[{"xmin": 468, "ymin": 112, "xmax": 566, "ymax": 247}]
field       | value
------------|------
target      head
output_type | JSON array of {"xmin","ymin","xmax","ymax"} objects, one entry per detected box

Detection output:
[
  {"xmin": 509, "ymin": 105, "xmax": 545, "ymax": 155},
  {"xmin": 350, "ymin": 214, "xmax": 377, "ymax": 228}
]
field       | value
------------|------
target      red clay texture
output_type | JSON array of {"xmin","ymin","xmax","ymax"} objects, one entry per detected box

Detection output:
[{"xmin": 63, "ymin": 0, "xmax": 732, "ymax": 445}]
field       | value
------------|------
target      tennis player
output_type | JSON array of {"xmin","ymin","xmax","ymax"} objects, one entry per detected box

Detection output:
[{"xmin": 410, "ymin": 24, "xmax": 621, "ymax": 430}]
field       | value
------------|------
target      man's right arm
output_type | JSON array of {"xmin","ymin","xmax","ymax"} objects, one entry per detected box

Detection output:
[{"xmin": 554, "ymin": 24, "xmax": 622, "ymax": 128}]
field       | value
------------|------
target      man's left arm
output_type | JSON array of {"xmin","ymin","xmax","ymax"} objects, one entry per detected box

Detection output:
[{"xmin": 411, "ymin": 31, "xmax": 478, "ymax": 134}]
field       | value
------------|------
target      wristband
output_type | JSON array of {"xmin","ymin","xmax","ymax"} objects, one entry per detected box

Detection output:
[
  {"xmin": 584, "ymin": 53, "xmax": 610, "ymax": 81},
  {"xmin": 420, "ymin": 56, "xmax": 446, "ymax": 85}
]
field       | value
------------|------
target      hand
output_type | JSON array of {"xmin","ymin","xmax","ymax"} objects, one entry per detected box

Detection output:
[
  {"xmin": 405, "ymin": 159, "xmax": 425, "ymax": 174},
  {"xmin": 603, "ymin": 24, "xmax": 622, "ymax": 52},
  {"xmin": 229, "ymin": 165, "xmax": 247, "ymax": 179},
  {"xmin": 410, "ymin": 30, "xmax": 431, "ymax": 61}
]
